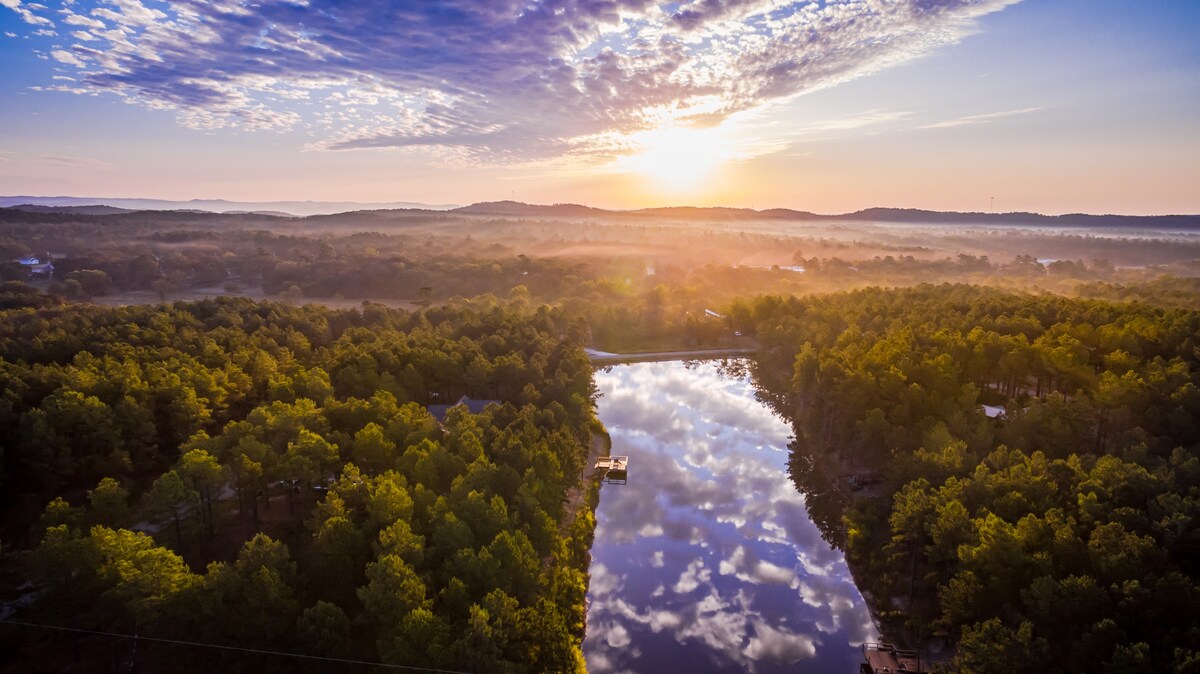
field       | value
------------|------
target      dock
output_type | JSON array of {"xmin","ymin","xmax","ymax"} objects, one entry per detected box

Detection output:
[
  {"xmin": 594, "ymin": 455, "xmax": 628, "ymax": 484},
  {"xmin": 861, "ymin": 642, "xmax": 925, "ymax": 673}
]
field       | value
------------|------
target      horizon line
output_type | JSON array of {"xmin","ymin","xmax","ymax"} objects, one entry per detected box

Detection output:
[{"xmin": 3, "ymin": 195, "xmax": 1198, "ymax": 220}]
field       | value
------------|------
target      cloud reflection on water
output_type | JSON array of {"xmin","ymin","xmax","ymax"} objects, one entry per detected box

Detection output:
[{"xmin": 584, "ymin": 361, "xmax": 877, "ymax": 674}]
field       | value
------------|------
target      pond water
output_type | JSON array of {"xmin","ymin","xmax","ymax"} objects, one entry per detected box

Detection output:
[{"xmin": 584, "ymin": 361, "xmax": 877, "ymax": 673}]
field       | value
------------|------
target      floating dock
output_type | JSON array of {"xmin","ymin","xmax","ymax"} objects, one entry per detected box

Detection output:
[
  {"xmin": 595, "ymin": 455, "xmax": 628, "ymax": 484},
  {"xmin": 861, "ymin": 642, "xmax": 925, "ymax": 673}
]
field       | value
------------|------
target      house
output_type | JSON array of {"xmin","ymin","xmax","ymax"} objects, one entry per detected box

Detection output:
[
  {"xmin": 426, "ymin": 395, "xmax": 501, "ymax": 422},
  {"xmin": 981, "ymin": 404, "xmax": 1006, "ymax": 419},
  {"xmin": 14, "ymin": 256, "xmax": 54, "ymax": 278}
]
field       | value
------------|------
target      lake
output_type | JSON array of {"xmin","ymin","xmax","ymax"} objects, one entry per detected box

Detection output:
[{"xmin": 584, "ymin": 360, "xmax": 877, "ymax": 673}]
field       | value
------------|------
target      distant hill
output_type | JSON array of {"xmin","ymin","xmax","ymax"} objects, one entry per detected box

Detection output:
[
  {"xmin": 450, "ymin": 201, "xmax": 812, "ymax": 220},
  {"xmin": 758, "ymin": 208, "xmax": 823, "ymax": 220},
  {"xmin": 451, "ymin": 201, "xmax": 610, "ymax": 218},
  {"xmin": 833, "ymin": 208, "xmax": 1200, "ymax": 228},
  {"xmin": 0, "ymin": 196, "xmax": 459, "ymax": 217},
  {"xmin": 5, "ymin": 204, "xmax": 137, "ymax": 215},
  {"xmin": 0, "ymin": 207, "xmax": 287, "ymax": 225},
  {"xmin": 3, "ymin": 196, "xmax": 1196, "ymax": 229},
  {"xmin": 446, "ymin": 201, "xmax": 1200, "ymax": 228},
  {"xmin": 629, "ymin": 206, "xmax": 760, "ymax": 219},
  {"xmin": 220, "ymin": 210, "xmax": 295, "ymax": 217}
]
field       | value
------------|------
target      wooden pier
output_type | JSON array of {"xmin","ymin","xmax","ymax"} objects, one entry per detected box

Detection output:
[
  {"xmin": 861, "ymin": 642, "xmax": 925, "ymax": 673},
  {"xmin": 594, "ymin": 455, "xmax": 628, "ymax": 484}
]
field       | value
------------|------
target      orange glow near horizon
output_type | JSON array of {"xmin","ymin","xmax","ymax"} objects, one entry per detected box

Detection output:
[{"xmin": 614, "ymin": 125, "xmax": 742, "ymax": 196}]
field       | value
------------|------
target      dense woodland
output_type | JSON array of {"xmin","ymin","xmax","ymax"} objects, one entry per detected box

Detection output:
[
  {"xmin": 0, "ymin": 299, "xmax": 600, "ymax": 672},
  {"xmin": 3, "ymin": 206, "xmax": 1200, "ymax": 672},
  {"xmin": 743, "ymin": 285, "xmax": 1200, "ymax": 673}
]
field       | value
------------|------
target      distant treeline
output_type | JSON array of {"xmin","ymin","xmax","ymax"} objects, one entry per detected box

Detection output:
[{"xmin": 3, "ymin": 208, "xmax": 1200, "ymax": 307}]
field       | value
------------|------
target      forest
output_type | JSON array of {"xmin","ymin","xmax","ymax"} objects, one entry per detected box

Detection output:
[
  {"xmin": 1, "ymin": 204, "xmax": 1199, "ymax": 672},
  {"xmin": 742, "ymin": 285, "xmax": 1200, "ymax": 673},
  {"xmin": 3, "ymin": 204, "xmax": 1200, "ymax": 356},
  {"xmin": 0, "ymin": 298, "xmax": 600, "ymax": 672}
]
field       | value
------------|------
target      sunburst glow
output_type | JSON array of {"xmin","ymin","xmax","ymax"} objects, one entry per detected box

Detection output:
[{"xmin": 618, "ymin": 126, "xmax": 740, "ymax": 193}]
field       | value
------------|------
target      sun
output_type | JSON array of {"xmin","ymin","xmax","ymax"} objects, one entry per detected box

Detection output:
[{"xmin": 619, "ymin": 125, "xmax": 737, "ymax": 193}]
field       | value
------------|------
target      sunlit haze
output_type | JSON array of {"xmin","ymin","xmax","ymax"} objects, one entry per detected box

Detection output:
[{"xmin": 1, "ymin": 0, "xmax": 1198, "ymax": 213}]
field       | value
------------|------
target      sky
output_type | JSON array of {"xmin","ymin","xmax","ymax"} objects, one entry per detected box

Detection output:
[{"xmin": 1, "ymin": 0, "xmax": 1198, "ymax": 214}]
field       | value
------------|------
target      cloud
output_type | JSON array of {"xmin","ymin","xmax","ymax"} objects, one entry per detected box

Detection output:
[
  {"xmin": 590, "ymin": 562, "xmax": 626, "ymax": 597},
  {"xmin": 49, "ymin": 47, "xmax": 83, "ymax": 66},
  {"xmin": 743, "ymin": 619, "xmax": 817, "ymax": 664},
  {"xmin": 672, "ymin": 558, "xmax": 711, "ymax": 594},
  {"xmin": 920, "ymin": 106, "xmax": 1043, "ymax": 129},
  {"xmin": 1, "ymin": 0, "xmax": 53, "ymax": 26},
  {"xmin": 606, "ymin": 621, "xmax": 633, "ymax": 648},
  {"xmin": 585, "ymin": 361, "xmax": 879, "ymax": 673},
  {"xmin": 792, "ymin": 110, "xmax": 915, "ymax": 136},
  {"xmin": 40, "ymin": 155, "xmax": 112, "ymax": 169},
  {"xmin": 718, "ymin": 544, "xmax": 797, "ymax": 585},
  {"xmin": 12, "ymin": 0, "xmax": 1023, "ymax": 162}
]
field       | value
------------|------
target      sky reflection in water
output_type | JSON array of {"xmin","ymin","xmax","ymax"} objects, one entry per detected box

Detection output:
[{"xmin": 584, "ymin": 361, "xmax": 877, "ymax": 674}]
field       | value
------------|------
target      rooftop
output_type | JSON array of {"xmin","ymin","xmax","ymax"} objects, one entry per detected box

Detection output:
[{"xmin": 426, "ymin": 395, "xmax": 500, "ymax": 422}]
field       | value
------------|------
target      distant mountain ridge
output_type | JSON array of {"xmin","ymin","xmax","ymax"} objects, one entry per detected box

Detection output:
[
  {"xmin": 3, "ymin": 197, "xmax": 1197, "ymax": 228},
  {"xmin": 840, "ymin": 207, "xmax": 1200, "ymax": 228},
  {"xmin": 451, "ymin": 201, "xmax": 609, "ymax": 218},
  {"xmin": 2, "ymin": 204, "xmax": 138, "ymax": 215},
  {"xmin": 0, "ymin": 196, "xmax": 459, "ymax": 217},
  {"xmin": 449, "ymin": 201, "xmax": 819, "ymax": 220},
  {"xmin": 449, "ymin": 201, "xmax": 1200, "ymax": 228}
]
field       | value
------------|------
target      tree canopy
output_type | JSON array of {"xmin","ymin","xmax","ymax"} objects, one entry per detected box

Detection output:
[
  {"xmin": 1, "ymin": 298, "xmax": 600, "ymax": 672},
  {"xmin": 747, "ymin": 284, "xmax": 1200, "ymax": 672}
]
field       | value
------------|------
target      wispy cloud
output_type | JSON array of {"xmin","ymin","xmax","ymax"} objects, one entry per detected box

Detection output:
[
  {"xmin": 1, "ymin": 0, "xmax": 53, "ymax": 26},
  {"xmin": 49, "ymin": 47, "xmax": 82, "ymax": 66},
  {"xmin": 6, "ymin": 0, "xmax": 1024, "ymax": 162},
  {"xmin": 40, "ymin": 155, "xmax": 113, "ymax": 169},
  {"xmin": 920, "ymin": 106, "xmax": 1043, "ymax": 129},
  {"xmin": 788, "ymin": 110, "xmax": 914, "ymax": 137}
]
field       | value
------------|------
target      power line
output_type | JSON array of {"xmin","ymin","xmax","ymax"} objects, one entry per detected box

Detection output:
[{"xmin": 0, "ymin": 618, "xmax": 473, "ymax": 674}]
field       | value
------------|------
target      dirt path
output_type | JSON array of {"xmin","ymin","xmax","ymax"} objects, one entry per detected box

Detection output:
[{"xmin": 558, "ymin": 432, "xmax": 609, "ymax": 539}]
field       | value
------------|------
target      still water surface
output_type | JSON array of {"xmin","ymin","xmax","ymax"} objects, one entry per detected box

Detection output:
[{"xmin": 584, "ymin": 361, "xmax": 877, "ymax": 673}]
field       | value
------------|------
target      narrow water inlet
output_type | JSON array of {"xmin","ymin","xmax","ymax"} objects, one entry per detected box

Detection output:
[{"xmin": 584, "ymin": 360, "xmax": 878, "ymax": 673}]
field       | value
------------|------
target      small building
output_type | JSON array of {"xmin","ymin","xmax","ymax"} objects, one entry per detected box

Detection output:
[
  {"xmin": 13, "ymin": 256, "xmax": 54, "ymax": 278},
  {"xmin": 861, "ymin": 642, "xmax": 926, "ymax": 674},
  {"xmin": 982, "ymin": 404, "xmax": 1006, "ymax": 419},
  {"xmin": 426, "ymin": 395, "xmax": 500, "ymax": 422}
]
